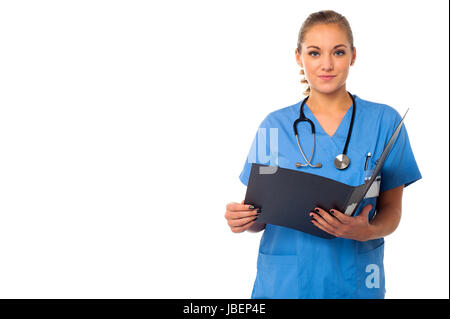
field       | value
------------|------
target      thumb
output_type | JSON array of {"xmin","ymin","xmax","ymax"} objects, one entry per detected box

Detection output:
[
  {"xmin": 241, "ymin": 200, "xmax": 245, "ymax": 204},
  {"xmin": 359, "ymin": 204, "xmax": 373, "ymax": 219}
]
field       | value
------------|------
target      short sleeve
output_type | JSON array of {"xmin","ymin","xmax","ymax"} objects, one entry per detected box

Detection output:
[
  {"xmin": 380, "ymin": 112, "xmax": 422, "ymax": 193},
  {"xmin": 239, "ymin": 115, "xmax": 277, "ymax": 186}
]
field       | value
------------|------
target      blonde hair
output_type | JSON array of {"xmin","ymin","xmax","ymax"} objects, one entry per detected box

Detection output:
[{"xmin": 297, "ymin": 10, "xmax": 355, "ymax": 96}]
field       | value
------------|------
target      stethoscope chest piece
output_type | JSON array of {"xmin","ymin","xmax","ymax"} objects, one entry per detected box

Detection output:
[{"xmin": 334, "ymin": 154, "xmax": 350, "ymax": 170}]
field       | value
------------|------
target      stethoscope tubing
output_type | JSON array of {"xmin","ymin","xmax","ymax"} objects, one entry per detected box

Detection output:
[{"xmin": 293, "ymin": 91, "xmax": 356, "ymax": 169}]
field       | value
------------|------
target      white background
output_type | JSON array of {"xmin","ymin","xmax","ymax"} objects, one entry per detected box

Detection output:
[{"xmin": 0, "ymin": 0, "xmax": 448, "ymax": 299}]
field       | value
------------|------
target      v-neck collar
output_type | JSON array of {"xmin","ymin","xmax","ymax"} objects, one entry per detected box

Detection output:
[{"xmin": 302, "ymin": 97, "xmax": 355, "ymax": 140}]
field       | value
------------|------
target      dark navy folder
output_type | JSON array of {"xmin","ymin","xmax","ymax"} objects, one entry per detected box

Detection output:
[{"xmin": 244, "ymin": 109, "xmax": 408, "ymax": 239}]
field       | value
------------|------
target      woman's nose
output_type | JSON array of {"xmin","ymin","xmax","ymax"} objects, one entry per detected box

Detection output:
[{"xmin": 321, "ymin": 56, "xmax": 334, "ymax": 71}]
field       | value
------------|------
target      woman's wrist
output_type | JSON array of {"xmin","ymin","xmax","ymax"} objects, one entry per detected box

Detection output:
[{"xmin": 364, "ymin": 223, "xmax": 381, "ymax": 241}]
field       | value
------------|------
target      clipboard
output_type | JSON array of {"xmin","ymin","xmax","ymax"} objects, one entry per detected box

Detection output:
[{"xmin": 244, "ymin": 109, "xmax": 409, "ymax": 239}]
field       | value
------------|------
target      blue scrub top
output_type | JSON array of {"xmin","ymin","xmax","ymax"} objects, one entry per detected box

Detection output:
[{"xmin": 239, "ymin": 94, "xmax": 422, "ymax": 299}]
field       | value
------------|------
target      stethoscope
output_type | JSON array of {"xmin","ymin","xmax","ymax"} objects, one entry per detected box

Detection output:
[{"xmin": 293, "ymin": 91, "xmax": 356, "ymax": 170}]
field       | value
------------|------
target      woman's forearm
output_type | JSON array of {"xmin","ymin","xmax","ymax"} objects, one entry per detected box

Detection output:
[{"xmin": 367, "ymin": 204, "xmax": 402, "ymax": 240}]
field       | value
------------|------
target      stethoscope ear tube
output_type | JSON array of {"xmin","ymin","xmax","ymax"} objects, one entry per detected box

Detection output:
[
  {"xmin": 292, "ymin": 118, "xmax": 315, "ymax": 136},
  {"xmin": 340, "ymin": 92, "xmax": 356, "ymax": 158}
]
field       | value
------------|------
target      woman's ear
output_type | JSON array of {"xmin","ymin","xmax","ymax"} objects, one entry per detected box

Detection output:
[
  {"xmin": 295, "ymin": 48, "xmax": 303, "ymax": 68},
  {"xmin": 350, "ymin": 47, "xmax": 356, "ymax": 66}
]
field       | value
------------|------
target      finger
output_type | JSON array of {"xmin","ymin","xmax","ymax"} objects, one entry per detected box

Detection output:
[
  {"xmin": 227, "ymin": 202, "xmax": 256, "ymax": 212},
  {"xmin": 310, "ymin": 218, "xmax": 338, "ymax": 237},
  {"xmin": 310, "ymin": 212, "xmax": 337, "ymax": 233},
  {"xmin": 328, "ymin": 208, "xmax": 353, "ymax": 224},
  {"xmin": 311, "ymin": 207, "xmax": 340, "ymax": 228},
  {"xmin": 231, "ymin": 220, "xmax": 256, "ymax": 233},
  {"xmin": 228, "ymin": 215, "xmax": 258, "ymax": 227},
  {"xmin": 225, "ymin": 202, "xmax": 258, "ymax": 220},
  {"xmin": 357, "ymin": 204, "xmax": 373, "ymax": 219},
  {"xmin": 227, "ymin": 208, "xmax": 260, "ymax": 220}
]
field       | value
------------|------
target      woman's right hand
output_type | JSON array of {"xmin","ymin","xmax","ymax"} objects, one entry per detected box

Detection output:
[{"xmin": 225, "ymin": 200, "xmax": 261, "ymax": 233}]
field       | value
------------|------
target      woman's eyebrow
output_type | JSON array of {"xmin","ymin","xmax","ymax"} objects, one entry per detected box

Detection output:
[{"xmin": 307, "ymin": 44, "xmax": 347, "ymax": 50}]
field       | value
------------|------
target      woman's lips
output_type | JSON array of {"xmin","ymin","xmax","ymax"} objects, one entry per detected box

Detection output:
[{"xmin": 319, "ymin": 75, "xmax": 336, "ymax": 81}]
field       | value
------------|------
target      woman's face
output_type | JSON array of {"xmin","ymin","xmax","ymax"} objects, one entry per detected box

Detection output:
[{"xmin": 296, "ymin": 23, "xmax": 356, "ymax": 95}]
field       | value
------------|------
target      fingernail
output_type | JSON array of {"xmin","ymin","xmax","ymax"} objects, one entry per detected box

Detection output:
[
  {"xmin": 314, "ymin": 208, "xmax": 319, "ymax": 213},
  {"xmin": 256, "ymin": 208, "xmax": 261, "ymax": 213},
  {"xmin": 248, "ymin": 205, "xmax": 254, "ymax": 209},
  {"xmin": 330, "ymin": 209, "xmax": 334, "ymax": 214}
]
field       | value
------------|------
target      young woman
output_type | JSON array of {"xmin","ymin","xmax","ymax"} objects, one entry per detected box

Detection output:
[{"xmin": 224, "ymin": 10, "xmax": 421, "ymax": 299}]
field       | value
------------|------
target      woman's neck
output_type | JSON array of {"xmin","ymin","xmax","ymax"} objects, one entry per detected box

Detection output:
[{"xmin": 307, "ymin": 88, "xmax": 353, "ymax": 114}]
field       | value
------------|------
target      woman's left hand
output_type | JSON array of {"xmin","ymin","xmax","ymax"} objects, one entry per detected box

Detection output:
[{"xmin": 310, "ymin": 204, "xmax": 375, "ymax": 242}]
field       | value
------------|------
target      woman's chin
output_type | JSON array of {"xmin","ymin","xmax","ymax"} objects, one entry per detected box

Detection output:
[{"xmin": 310, "ymin": 83, "xmax": 346, "ymax": 95}]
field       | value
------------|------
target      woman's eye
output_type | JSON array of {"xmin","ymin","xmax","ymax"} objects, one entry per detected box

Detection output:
[{"xmin": 308, "ymin": 51, "xmax": 345, "ymax": 57}]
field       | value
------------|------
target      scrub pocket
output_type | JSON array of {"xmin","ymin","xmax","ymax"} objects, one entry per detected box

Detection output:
[
  {"xmin": 251, "ymin": 252, "xmax": 299, "ymax": 299},
  {"xmin": 354, "ymin": 239, "xmax": 386, "ymax": 299}
]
